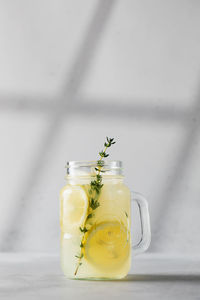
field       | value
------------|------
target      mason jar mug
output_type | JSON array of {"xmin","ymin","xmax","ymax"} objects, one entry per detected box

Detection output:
[{"xmin": 60, "ymin": 161, "xmax": 151, "ymax": 280}]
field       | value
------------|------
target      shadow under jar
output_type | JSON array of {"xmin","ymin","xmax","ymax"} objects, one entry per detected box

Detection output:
[{"xmin": 60, "ymin": 161, "xmax": 151, "ymax": 280}]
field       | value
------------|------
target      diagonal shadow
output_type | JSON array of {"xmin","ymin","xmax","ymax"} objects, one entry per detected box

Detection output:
[
  {"xmin": 0, "ymin": 93, "xmax": 191, "ymax": 124},
  {"xmin": 60, "ymin": 0, "xmax": 117, "ymax": 97},
  {"xmin": 0, "ymin": 0, "xmax": 117, "ymax": 251},
  {"xmin": 69, "ymin": 100, "xmax": 190, "ymax": 123},
  {"xmin": 0, "ymin": 95, "xmax": 52, "ymax": 112},
  {"xmin": 150, "ymin": 92, "xmax": 200, "ymax": 251}
]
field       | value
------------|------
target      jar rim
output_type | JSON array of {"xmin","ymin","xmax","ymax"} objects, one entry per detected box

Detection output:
[
  {"xmin": 66, "ymin": 160, "xmax": 123, "ymax": 176},
  {"xmin": 66, "ymin": 160, "xmax": 122, "ymax": 168}
]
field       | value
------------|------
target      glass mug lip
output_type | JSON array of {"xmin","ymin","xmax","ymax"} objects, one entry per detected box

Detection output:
[
  {"xmin": 67, "ymin": 160, "xmax": 122, "ymax": 168},
  {"xmin": 66, "ymin": 160, "xmax": 123, "ymax": 177}
]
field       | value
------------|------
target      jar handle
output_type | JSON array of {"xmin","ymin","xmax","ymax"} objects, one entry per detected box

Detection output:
[{"xmin": 131, "ymin": 192, "xmax": 151, "ymax": 255}]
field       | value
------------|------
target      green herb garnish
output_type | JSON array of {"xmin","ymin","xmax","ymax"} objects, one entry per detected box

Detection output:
[{"xmin": 74, "ymin": 137, "xmax": 116, "ymax": 276}]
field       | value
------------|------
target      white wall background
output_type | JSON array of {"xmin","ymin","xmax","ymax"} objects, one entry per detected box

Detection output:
[{"xmin": 0, "ymin": 0, "xmax": 200, "ymax": 254}]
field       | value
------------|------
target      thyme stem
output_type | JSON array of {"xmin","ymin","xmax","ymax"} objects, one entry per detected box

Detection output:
[{"xmin": 74, "ymin": 137, "xmax": 116, "ymax": 276}]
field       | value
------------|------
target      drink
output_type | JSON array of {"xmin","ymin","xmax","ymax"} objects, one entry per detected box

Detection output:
[{"xmin": 60, "ymin": 176, "xmax": 131, "ymax": 279}]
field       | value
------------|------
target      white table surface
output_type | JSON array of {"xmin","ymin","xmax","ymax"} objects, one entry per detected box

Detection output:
[{"xmin": 0, "ymin": 253, "xmax": 200, "ymax": 300}]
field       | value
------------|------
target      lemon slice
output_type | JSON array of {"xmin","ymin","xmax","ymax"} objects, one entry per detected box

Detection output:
[
  {"xmin": 84, "ymin": 221, "xmax": 130, "ymax": 270},
  {"xmin": 61, "ymin": 185, "xmax": 88, "ymax": 231}
]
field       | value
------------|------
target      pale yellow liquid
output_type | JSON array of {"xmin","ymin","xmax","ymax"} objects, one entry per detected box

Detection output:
[{"xmin": 60, "ymin": 178, "xmax": 131, "ymax": 279}]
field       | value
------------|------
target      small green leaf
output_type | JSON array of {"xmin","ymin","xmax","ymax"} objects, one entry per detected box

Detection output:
[
  {"xmin": 99, "ymin": 151, "xmax": 104, "ymax": 157},
  {"xmin": 90, "ymin": 198, "xmax": 100, "ymax": 210},
  {"xmin": 96, "ymin": 174, "xmax": 102, "ymax": 181},
  {"xmin": 87, "ymin": 213, "xmax": 93, "ymax": 220},
  {"xmin": 75, "ymin": 253, "xmax": 84, "ymax": 259},
  {"xmin": 79, "ymin": 227, "xmax": 88, "ymax": 233}
]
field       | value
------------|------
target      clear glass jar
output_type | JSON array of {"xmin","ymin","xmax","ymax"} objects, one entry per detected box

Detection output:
[{"xmin": 60, "ymin": 161, "xmax": 150, "ymax": 280}]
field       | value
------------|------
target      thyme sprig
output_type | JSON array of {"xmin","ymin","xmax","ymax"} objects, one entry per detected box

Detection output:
[{"xmin": 74, "ymin": 137, "xmax": 116, "ymax": 276}]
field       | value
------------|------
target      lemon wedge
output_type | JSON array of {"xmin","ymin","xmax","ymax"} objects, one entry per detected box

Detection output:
[
  {"xmin": 84, "ymin": 221, "xmax": 130, "ymax": 270},
  {"xmin": 61, "ymin": 185, "xmax": 88, "ymax": 231}
]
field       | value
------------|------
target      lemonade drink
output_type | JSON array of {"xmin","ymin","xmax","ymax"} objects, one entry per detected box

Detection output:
[{"xmin": 60, "ymin": 171, "xmax": 131, "ymax": 280}]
